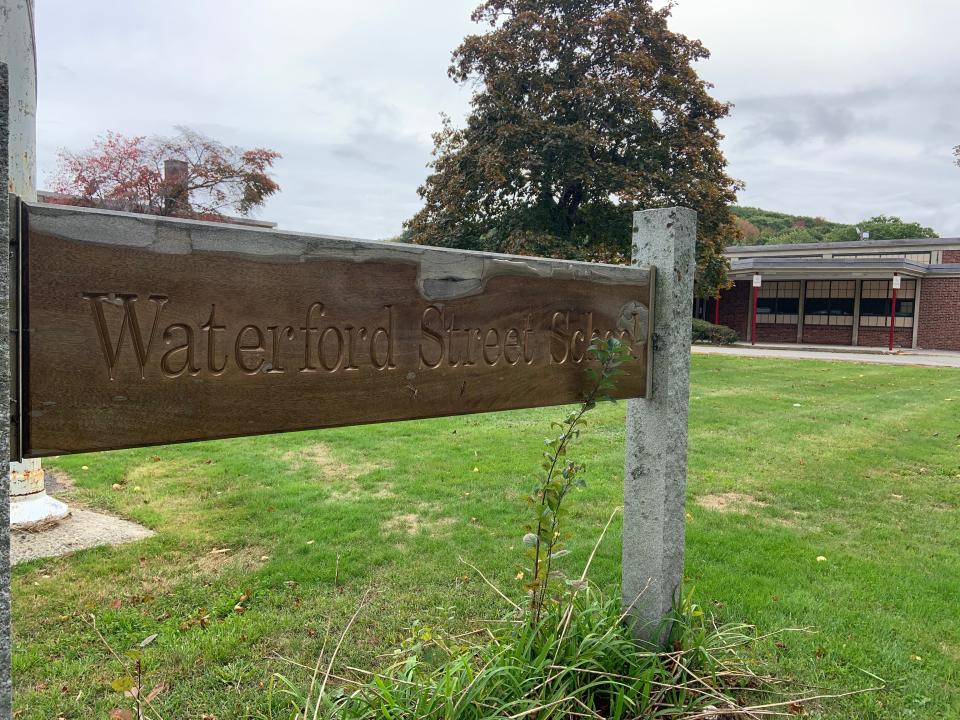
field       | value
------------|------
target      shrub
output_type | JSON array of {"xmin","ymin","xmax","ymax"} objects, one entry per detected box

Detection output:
[{"xmin": 692, "ymin": 318, "xmax": 738, "ymax": 345}]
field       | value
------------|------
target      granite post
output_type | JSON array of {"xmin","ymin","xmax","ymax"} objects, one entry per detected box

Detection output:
[
  {"xmin": 622, "ymin": 207, "xmax": 695, "ymax": 646},
  {"xmin": 0, "ymin": 60, "xmax": 12, "ymax": 720}
]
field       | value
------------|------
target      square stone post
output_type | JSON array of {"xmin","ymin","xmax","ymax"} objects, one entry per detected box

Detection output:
[
  {"xmin": 622, "ymin": 207, "xmax": 695, "ymax": 646},
  {"xmin": 0, "ymin": 62, "xmax": 12, "ymax": 717}
]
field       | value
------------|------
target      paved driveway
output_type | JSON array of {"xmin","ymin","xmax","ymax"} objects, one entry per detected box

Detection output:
[{"xmin": 692, "ymin": 344, "xmax": 960, "ymax": 368}]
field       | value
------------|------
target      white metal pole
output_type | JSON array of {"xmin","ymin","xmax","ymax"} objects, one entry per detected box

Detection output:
[{"xmin": 1, "ymin": 0, "xmax": 68, "ymax": 527}]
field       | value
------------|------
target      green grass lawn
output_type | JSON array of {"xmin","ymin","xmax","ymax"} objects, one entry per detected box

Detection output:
[{"xmin": 12, "ymin": 355, "xmax": 960, "ymax": 719}]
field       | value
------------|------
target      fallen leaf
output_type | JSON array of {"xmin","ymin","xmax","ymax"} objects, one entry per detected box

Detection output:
[
  {"xmin": 139, "ymin": 633, "xmax": 158, "ymax": 648},
  {"xmin": 911, "ymin": 654, "xmax": 922, "ymax": 661},
  {"xmin": 145, "ymin": 682, "xmax": 168, "ymax": 702},
  {"xmin": 108, "ymin": 710, "xmax": 133, "ymax": 720},
  {"xmin": 109, "ymin": 598, "xmax": 122, "ymax": 610},
  {"xmin": 816, "ymin": 556, "xmax": 827, "ymax": 562},
  {"xmin": 81, "ymin": 465, "xmax": 89, "ymax": 471}
]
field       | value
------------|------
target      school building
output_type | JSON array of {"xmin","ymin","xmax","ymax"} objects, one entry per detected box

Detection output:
[{"xmin": 702, "ymin": 236, "xmax": 960, "ymax": 351}]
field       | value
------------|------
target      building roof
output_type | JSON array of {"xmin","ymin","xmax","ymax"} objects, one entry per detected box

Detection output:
[
  {"xmin": 724, "ymin": 234, "xmax": 960, "ymax": 280},
  {"xmin": 726, "ymin": 236, "xmax": 960, "ymax": 258},
  {"xmin": 729, "ymin": 257, "xmax": 960, "ymax": 280}
]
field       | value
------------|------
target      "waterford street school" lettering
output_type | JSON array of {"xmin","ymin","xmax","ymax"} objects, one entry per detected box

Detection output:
[{"xmin": 82, "ymin": 293, "xmax": 639, "ymax": 381}]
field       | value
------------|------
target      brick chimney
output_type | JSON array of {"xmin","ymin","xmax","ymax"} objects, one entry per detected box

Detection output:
[{"xmin": 163, "ymin": 159, "xmax": 189, "ymax": 213}]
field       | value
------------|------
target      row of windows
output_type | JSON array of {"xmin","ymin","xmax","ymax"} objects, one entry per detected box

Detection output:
[
  {"xmin": 755, "ymin": 280, "xmax": 917, "ymax": 327},
  {"xmin": 834, "ymin": 252, "xmax": 932, "ymax": 263}
]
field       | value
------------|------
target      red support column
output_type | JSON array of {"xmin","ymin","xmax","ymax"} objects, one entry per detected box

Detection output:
[
  {"xmin": 889, "ymin": 274, "xmax": 898, "ymax": 351},
  {"xmin": 714, "ymin": 292, "xmax": 720, "ymax": 325}
]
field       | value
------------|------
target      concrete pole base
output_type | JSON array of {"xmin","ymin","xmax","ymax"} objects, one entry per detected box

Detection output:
[
  {"xmin": 10, "ymin": 492, "xmax": 69, "ymax": 528},
  {"xmin": 9, "ymin": 458, "xmax": 69, "ymax": 528}
]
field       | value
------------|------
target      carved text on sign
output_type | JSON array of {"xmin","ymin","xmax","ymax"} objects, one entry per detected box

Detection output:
[{"xmin": 81, "ymin": 294, "xmax": 642, "ymax": 381}]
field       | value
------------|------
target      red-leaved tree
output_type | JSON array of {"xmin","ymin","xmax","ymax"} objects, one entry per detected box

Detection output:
[{"xmin": 50, "ymin": 127, "xmax": 280, "ymax": 220}]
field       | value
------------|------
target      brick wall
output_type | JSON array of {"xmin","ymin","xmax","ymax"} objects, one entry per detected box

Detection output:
[
  {"xmin": 917, "ymin": 278, "xmax": 960, "ymax": 350},
  {"xmin": 942, "ymin": 250, "xmax": 960, "ymax": 264},
  {"xmin": 716, "ymin": 283, "xmax": 750, "ymax": 340},
  {"xmin": 715, "ymin": 283, "xmax": 803, "ymax": 343},
  {"xmin": 754, "ymin": 323, "xmax": 798, "ymax": 343},
  {"xmin": 857, "ymin": 327, "xmax": 913, "ymax": 349},
  {"xmin": 800, "ymin": 324, "xmax": 853, "ymax": 345}
]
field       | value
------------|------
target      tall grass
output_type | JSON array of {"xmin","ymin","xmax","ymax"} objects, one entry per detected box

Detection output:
[{"xmin": 267, "ymin": 586, "xmax": 797, "ymax": 720}]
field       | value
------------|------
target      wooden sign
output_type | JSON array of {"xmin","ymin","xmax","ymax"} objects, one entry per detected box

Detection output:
[{"xmin": 14, "ymin": 202, "xmax": 654, "ymax": 458}]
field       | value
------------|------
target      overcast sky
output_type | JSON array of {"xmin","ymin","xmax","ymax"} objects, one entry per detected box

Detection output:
[{"xmin": 34, "ymin": 0, "xmax": 960, "ymax": 238}]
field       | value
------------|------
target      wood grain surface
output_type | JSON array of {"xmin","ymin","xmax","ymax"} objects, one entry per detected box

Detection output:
[{"xmin": 20, "ymin": 203, "xmax": 653, "ymax": 457}]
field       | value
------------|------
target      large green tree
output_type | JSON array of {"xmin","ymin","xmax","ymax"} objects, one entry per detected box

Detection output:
[
  {"xmin": 826, "ymin": 216, "xmax": 938, "ymax": 242},
  {"xmin": 405, "ymin": 0, "xmax": 741, "ymax": 296}
]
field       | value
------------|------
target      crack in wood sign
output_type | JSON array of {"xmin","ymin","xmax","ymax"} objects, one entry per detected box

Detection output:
[{"xmin": 13, "ymin": 202, "xmax": 654, "ymax": 458}]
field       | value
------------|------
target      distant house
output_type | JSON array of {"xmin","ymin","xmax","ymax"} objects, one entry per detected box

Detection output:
[{"xmin": 704, "ymin": 237, "xmax": 960, "ymax": 351}]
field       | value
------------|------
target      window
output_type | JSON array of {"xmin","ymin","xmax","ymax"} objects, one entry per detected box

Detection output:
[
  {"xmin": 756, "ymin": 281, "xmax": 800, "ymax": 324},
  {"xmin": 860, "ymin": 279, "xmax": 916, "ymax": 328},
  {"xmin": 804, "ymin": 281, "xmax": 854, "ymax": 326}
]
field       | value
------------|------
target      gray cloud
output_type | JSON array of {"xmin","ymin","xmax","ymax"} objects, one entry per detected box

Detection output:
[
  {"xmin": 739, "ymin": 100, "xmax": 869, "ymax": 146},
  {"xmin": 31, "ymin": 0, "xmax": 960, "ymax": 239}
]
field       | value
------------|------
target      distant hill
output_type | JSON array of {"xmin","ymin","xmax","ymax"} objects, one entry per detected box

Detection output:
[{"xmin": 729, "ymin": 207, "xmax": 939, "ymax": 246}]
